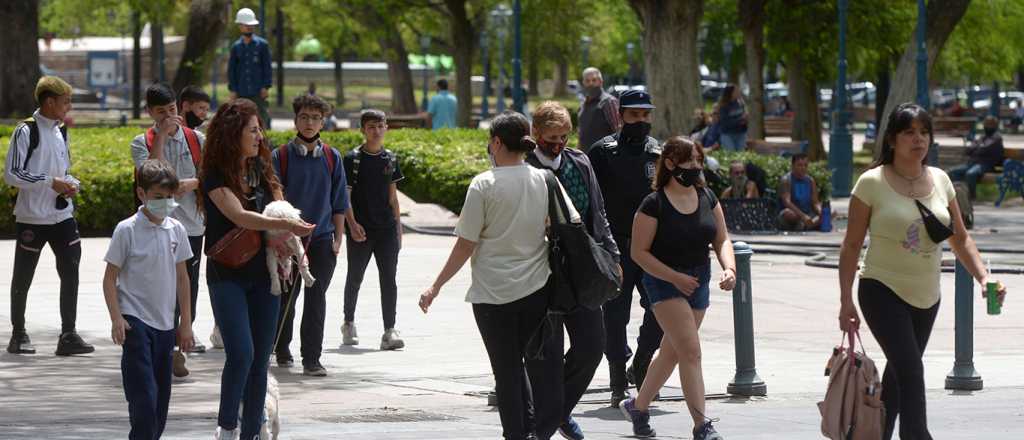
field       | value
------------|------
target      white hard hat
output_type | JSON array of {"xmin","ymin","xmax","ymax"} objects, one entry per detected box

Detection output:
[{"xmin": 235, "ymin": 8, "xmax": 259, "ymax": 26}]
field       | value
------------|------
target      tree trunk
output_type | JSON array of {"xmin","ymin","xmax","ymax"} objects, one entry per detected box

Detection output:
[
  {"xmin": 553, "ymin": 57, "xmax": 569, "ymax": 98},
  {"xmin": 877, "ymin": 0, "xmax": 971, "ymax": 147},
  {"xmin": 628, "ymin": 0, "xmax": 704, "ymax": 139},
  {"xmin": 333, "ymin": 47, "xmax": 345, "ymax": 108},
  {"xmin": 787, "ymin": 50, "xmax": 825, "ymax": 161},
  {"xmin": 738, "ymin": 0, "xmax": 767, "ymax": 140},
  {"xmin": 379, "ymin": 30, "xmax": 418, "ymax": 114},
  {"xmin": 151, "ymin": 22, "xmax": 165, "ymax": 82},
  {"xmin": 0, "ymin": 0, "xmax": 40, "ymax": 118},
  {"xmin": 172, "ymin": 0, "xmax": 230, "ymax": 92},
  {"xmin": 446, "ymin": 0, "xmax": 476, "ymax": 127}
]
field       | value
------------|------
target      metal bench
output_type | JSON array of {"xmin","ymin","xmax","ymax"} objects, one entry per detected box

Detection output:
[
  {"xmin": 996, "ymin": 158, "xmax": 1024, "ymax": 206},
  {"xmin": 720, "ymin": 198, "xmax": 779, "ymax": 233}
]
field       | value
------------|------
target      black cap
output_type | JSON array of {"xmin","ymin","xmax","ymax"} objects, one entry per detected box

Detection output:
[{"xmin": 619, "ymin": 89, "xmax": 655, "ymax": 109}]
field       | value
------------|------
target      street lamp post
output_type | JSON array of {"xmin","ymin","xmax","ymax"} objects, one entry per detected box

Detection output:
[
  {"xmin": 723, "ymin": 39, "xmax": 734, "ymax": 81},
  {"xmin": 421, "ymin": 36, "xmax": 431, "ymax": 112},
  {"xmin": 492, "ymin": 5, "xmax": 511, "ymax": 113},
  {"xmin": 581, "ymin": 36, "xmax": 592, "ymax": 70},
  {"xmin": 481, "ymin": 31, "xmax": 491, "ymax": 120},
  {"xmin": 626, "ymin": 42, "xmax": 635, "ymax": 87},
  {"xmin": 512, "ymin": 0, "xmax": 524, "ymax": 114},
  {"xmin": 829, "ymin": 0, "xmax": 853, "ymax": 197}
]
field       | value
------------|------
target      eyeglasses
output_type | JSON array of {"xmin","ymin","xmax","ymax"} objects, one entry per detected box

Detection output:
[{"xmin": 297, "ymin": 114, "xmax": 323, "ymax": 123}]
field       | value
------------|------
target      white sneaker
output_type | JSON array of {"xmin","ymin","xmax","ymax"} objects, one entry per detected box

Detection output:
[
  {"xmin": 210, "ymin": 325, "xmax": 224, "ymax": 349},
  {"xmin": 173, "ymin": 350, "xmax": 190, "ymax": 378},
  {"xmin": 214, "ymin": 426, "xmax": 238, "ymax": 440},
  {"xmin": 380, "ymin": 328, "xmax": 405, "ymax": 350},
  {"xmin": 341, "ymin": 322, "xmax": 359, "ymax": 346}
]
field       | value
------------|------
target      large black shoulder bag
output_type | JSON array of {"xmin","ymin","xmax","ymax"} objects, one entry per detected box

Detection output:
[{"xmin": 543, "ymin": 171, "xmax": 622, "ymax": 314}]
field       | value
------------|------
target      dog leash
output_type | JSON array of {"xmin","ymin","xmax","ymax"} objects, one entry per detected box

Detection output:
[{"xmin": 272, "ymin": 237, "xmax": 313, "ymax": 352}]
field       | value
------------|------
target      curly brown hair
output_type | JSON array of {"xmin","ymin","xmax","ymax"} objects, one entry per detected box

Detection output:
[
  {"xmin": 200, "ymin": 99, "xmax": 282, "ymax": 209},
  {"xmin": 652, "ymin": 136, "xmax": 705, "ymax": 190}
]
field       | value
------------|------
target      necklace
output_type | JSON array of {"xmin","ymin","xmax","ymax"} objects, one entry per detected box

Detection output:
[{"xmin": 891, "ymin": 165, "xmax": 926, "ymax": 198}]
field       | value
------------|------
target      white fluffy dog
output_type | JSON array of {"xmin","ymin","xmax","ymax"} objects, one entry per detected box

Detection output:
[
  {"xmin": 262, "ymin": 201, "xmax": 316, "ymax": 296},
  {"xmin": 261, "ymin": 371, "xmax": 281, "ymax": 440}
]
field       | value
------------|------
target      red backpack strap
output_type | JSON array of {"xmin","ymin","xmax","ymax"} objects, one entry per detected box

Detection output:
[
  {"xmin": 181, "ymin": 127, "xmax": 202, "ymax": 170},
  {"xmin": 322, "ymin": 142, "xmax": 335, "ymax": 175},
  {"xmin": 145, "ymin": 127, "xmax": 157, "ymax": 154},
  {"xmin": 277, "ymin": 144, "xmax": 289, "ymax": 186}
]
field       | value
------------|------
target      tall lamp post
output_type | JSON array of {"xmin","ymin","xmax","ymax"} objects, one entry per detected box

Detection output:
[
  {"xmin": 512, "ymin": 0, "xmax": 524, "ymax": 114},
  {"xmin": 581, "ymin": 36, "xmax": 592, "ymax": 70},
  {"xmin": 420, "ymin": 35, "xmax": 431, "ymax": 111},
  {"xmin": 723, "ymin": 39, "xmax": 734, "ymax": 81},
  {"xmin": 626, "ymin": 42, "xmax": 635, "ymax": 87},
  {"xmin": 481, "ymin": 31, "xmax": 491, "ymax": 120},
  {"xmin": 492, "ymin": 5, "xmax": 511, "ymax": 113},
  {"xmin": 829, "ymin": 0, "xmax": 854, "ymax": 197}
]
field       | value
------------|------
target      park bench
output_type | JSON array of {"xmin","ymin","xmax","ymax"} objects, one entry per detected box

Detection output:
[
  {"xmin": 385, "ymin": 114, "xmax": 429, "ymax": 129},
  {"xmin": 764, "ymin": 116, "xmax": 794, "ymax": 137},
  {"xmin": 938, "ymin": 145, "xmax": 1024, "ymax": 206},
  {"xmin": 746, "ymin": 139, "xmax": 808, "ymax": 157},
  {"xmin": 931, "ymin": 116, "xmax": 975, "ymax": 141}
]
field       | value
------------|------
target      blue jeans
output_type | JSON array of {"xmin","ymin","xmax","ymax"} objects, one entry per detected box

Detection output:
[
  {"xmin": 720, "ymin": 132, "xmax": 747, "ymax": 152},
  {"xmin": 641, "ymin": 264, "xmax": 712, "ymax": 310},
  {"xmin": 209, "ymin": 275, "xmax": 280, "ymax": 437},
  {"xmin": 948, "ymin": 163, "xmax": 992, "ymax": 198},
  {"xmin": 121, "ymin": 315, "xmax": 175, "ymax": 440}
]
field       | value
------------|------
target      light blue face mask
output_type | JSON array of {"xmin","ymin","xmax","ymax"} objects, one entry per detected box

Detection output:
[{"xmin": 145, "ymin": 197, "xmax": 179, "ymax": 219}]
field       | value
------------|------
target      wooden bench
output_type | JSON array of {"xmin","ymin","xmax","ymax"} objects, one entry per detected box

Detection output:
[
  {"xmin": 931, "ymin": 116, "xmax": 975, "ymax": 140},
  {"xmin": 746, "ymin": 139, "xmax": 808, "ymax": 156},
  {"xmin": 937, "ymin": 145, "xmax": 1024, "ymax": 184},
  {"xmin": 764, "ymin": 116, "xmax": 794, "ymax": 137},
  {"xmin": 385, "ymin": 114, "xmax": 429, "ymax": 129}
]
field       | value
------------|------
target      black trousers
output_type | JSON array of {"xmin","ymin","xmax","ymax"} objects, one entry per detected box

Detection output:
[
  {"xmin": 275, "ymin": 236, "xmax": 337, "ymax": 365},
  {"xmin": 603, "ymin": 234, "xmax": 663, "ymax": 364},
  {"xmin": 344, "ymin": 227, "xmax": 399, "ymax": 329},
  {"xmin": 10, "ymin": 219, "xmax": 81, "ymax": 333},
  {"xmin": 859, "ymin": 278, "xmax": 939, "ymax": 440},
  {"xmin": 526, "ymin": 307, "xmax": 605, "ymax": 439},
  {"xmin": 474, "ymin": 287, "xmax": 549, "ymax": 440},
  {"xmin": 175, "ymin": 235, "xmax": 203, "ymax": 327}
]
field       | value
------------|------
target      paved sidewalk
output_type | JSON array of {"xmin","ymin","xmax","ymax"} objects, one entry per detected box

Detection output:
[{"xmin": 1, "ymin": 228, "xmax": 1022, "ymax": 438}]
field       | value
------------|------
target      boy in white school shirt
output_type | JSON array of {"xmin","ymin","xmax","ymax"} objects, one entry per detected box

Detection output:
[{"xmin": 103, "ymin": 160, "xmax": 194, "ymax": 439}]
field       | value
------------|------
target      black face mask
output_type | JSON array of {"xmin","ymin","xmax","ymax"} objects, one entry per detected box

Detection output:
[
  {"xmin": 242, "ymin": 32, "xmax": 254, "ymax": 38},
  {"xmin": 297, "ymin": 132, "xmax": 320, "ymax": 144},
  {"xmin": 620, "ymin": 121, "xmax": 651, "ymax": 145},
  {"xmin": 584, "ymin": 86, "xmax": 602, "ymax": 99},
  {"xmin": 184, "ymin": 111, "xmax": 204, "ymax": 129},
  {"xmin": 914, "ymin": 200, "xmax": 954, "ymax": 243},
  {"xmin": 984, "ymin": 127, "xmax": 997, "ymax": 137},
  {"xmin": 672, "ymin": 167, "xmax": 702, "ymax": 187}
]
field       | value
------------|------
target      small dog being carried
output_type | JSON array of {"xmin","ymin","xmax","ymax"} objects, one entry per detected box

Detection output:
[{"xmin": 262, "ymin": 200, "xmax": 316, "ymax": 295}]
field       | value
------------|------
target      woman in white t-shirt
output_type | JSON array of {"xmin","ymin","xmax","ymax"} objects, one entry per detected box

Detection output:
[{"xmin": 419, "ymin": 111, "xmax": 578, "ymax": 440}]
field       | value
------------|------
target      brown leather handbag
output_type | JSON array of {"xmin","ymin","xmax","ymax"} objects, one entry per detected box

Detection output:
[{"xmin": 206, "ymin": 227, "xmax": 263, "ymax": 269}]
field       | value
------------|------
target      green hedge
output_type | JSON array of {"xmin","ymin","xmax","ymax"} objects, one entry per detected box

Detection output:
[
  {"xmin": 0, "ymin": 126, "xmax": 831, "ymax": 234},
  {"xmin": 706, "ymin": 150, "xmax": 833, "ymax": 201}
]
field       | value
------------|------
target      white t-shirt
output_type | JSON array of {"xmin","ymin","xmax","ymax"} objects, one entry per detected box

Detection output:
[
  {"xmin": 104, "ymin": 208, "xmax": 193, "ymax": 331},
  {"xmin": 456, "ymin": 165, "xmax": 579, "ymax": 305}
]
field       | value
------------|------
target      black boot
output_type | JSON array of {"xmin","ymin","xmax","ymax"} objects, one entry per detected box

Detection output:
[
  {"xmin": 55, "ymin": 331, "xmax": 94, "ymax": 356},
  {"xmin": 7, "ymin": 331, "xmax": 35, "ymax": 354},
  {"xmin": 631, "ymin": 353, "xmax": 652, "ymax": 391},
  {"xmin": 609, "ymin": 361, "xmax": 628, "ymax": 407}
]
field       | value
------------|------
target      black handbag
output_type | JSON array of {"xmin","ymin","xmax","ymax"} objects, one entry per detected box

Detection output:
[{"xmin": 543, "ymin": 172, "xmax": 622, "ymax": 314}]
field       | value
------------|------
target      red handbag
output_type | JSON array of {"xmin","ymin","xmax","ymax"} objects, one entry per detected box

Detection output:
[{"xmin": 206, "ymin": 227, "xmax": 263, "ymax": 269}]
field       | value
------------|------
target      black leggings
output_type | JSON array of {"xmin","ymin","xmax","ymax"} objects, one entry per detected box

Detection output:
[
  {"xmin": 859, "ymin": 278, "xmax": 939, "ymax": 440},
  {"xmin": 10, "ymin": 219, "xmax": 81, "ymax": 334},
  {"xmin": 473, "ymin": 287, "xmax": 548, "ymax": 440}
]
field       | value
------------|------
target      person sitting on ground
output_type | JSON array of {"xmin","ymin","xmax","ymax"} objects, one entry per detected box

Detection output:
[
  {"xmin": 949, "ymin": 115, "xmax": 1004, "ymax": 200},
  {"xmin": 720, "ymin": 161, "xmax": 760, "ymax": 199},
  {"xmin": 778, "ymin": 153, "xmax": 822, "ymax": 231}
]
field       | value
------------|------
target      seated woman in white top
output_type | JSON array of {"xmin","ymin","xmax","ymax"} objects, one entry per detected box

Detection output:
[{"xmin": 419, "ymin": 111, "xmax": 578, "ymax": 440}]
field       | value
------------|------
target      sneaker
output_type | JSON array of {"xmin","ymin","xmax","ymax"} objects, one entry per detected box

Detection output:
[
  {"xmin": 693, "ymin": 420, "xmax": 723, "ymax": 440},
  {"xmin": 303, "ymin": 360, "xmax": 328, "ymax": 377},
  {"xmin": 187, "ymin": 335, "xmax": 206, "ymax": 353},
  {"xmin": 276, "ymin": 351, "xmax": 294, "ymax": 368},
  {"xmin": 55, "ymin": 331, "xmax": 94, "ymax": 356},
  {"xmin": 610, "ymin": 388, "xmax": 629, "ymax": 408},
  {"xmin": 173, "ymin": 350, "xmax": 190, "ymax": 377},
  {"xmin": 214, "ymin": 426, "xmax": 238, "ymax": 440},
  {"xmin": 7, "ymin": 331, "xmax": 35, "ymax": 354},
  {"xmin": 380, "ymin": 328, "xmax": 405, "ymax": 350},
  {"xmin": 210, "ymin": 326, "xmax": 224, "ymax": 349},
  {"xmin": 618, "ymin": 397, "xmax": 656, "ymax": 438},
  {"xmin": 341, "ymin": 321, "xmax": 359, "ymax": 346},
  {"xmin": 557, "ymin": 416, "xmax": 585, "ymax": 440}
]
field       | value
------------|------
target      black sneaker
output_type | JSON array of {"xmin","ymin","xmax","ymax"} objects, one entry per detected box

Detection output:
[
  {"xmin": 610, "ymin": 388, "xmax": 629, "ymax": 408},
  {"xmin": 303, "ymin": 360, "xmax": 327, "ymax": 377},
  {"xmin": 693, "ymin": 420, "xmax": 723, "ymax": 440},
  {"xmin": 55, "ymin": 331, "xmax": 94, "ymax": 356},
  {"xmin": 276, "ymin": 352, "xmax": 294, "ymax": 368},
  {"xmin": 618, "ymin": 397, "xmax": 656, "ymax": 438},
  {"xmin": 7, "ymin": 332, "xmax": 35, "ymax": 354}
]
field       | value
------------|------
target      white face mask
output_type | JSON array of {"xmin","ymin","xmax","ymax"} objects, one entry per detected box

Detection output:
[{"xmin": 145, "ymin": 198, "xmax": 179, "ymax": 219}]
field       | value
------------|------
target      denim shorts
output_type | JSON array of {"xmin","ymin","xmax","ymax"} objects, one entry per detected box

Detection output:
[{"xmin": 641, "ymin": 264, "xmax": 712, "ymax": 310}]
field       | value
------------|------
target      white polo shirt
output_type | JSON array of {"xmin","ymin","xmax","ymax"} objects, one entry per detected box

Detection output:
[{"xmin": 104, "ymin": 208, "xmax": 193, "ymax": 331}]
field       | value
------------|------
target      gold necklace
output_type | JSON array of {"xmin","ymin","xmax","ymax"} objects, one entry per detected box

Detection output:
[{"xmin": 892, "ymin": 165, "xmax": 926, "ymax": 198}]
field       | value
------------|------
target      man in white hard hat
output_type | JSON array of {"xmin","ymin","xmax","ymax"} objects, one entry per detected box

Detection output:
[{"xmin": 228, "ymin": 7, "xmax": 273, "ymax": 129}]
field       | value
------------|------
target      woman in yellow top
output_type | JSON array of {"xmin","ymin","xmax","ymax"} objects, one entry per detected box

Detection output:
[{"xmin": 837, "ymin": 103, "xmax": 1007, "ymax": 440}]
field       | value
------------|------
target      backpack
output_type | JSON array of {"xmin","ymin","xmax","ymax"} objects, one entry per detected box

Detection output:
[
  {"xmin": 818, "ymin": 330, "xmax": 884, "ymax": 440},
  {"xmin": 276, "ymin": 142, "xmax": 337, "ymax": 186},
  {"xmin": 349, "ymin": 146, "xmax": 397, "ymax": 188},
  {"xmin": 145, "ymin": 126, "xmax": 202, "ymax": 170},
  {"xmin": 12, "ymin": 117, "xmax": 69, "ymax": 203},
  {"xmin": 953, "ymin": 181, "xmax": 973, "ymax": 229}
]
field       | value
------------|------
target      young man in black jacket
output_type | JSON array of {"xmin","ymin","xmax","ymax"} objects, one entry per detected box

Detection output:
[
  {"xmin": 525, "ymin": 101, "xmax": 619, "ymax": 440},
  {"xmin": 587, "ymin": 90, "xmax": 663, "ymax": 407}
]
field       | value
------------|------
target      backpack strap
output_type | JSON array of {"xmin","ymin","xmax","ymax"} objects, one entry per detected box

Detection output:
[
  {"xmin": 350, "ymin": 146, "xmax": 363, "ymax": 186},
  {"xmin": 20, "ymin": 117, "xmax": 69, "ymax": 169},
  {"xmin": 322, "ymin": 142, "xmax": 336, "ymax": 175},
  {"xmin": 181, "ymin": 127, "xmax": 202, "ymax": 170}
]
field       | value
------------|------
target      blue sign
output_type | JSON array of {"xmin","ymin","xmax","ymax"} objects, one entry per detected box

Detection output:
[{"xmin": 87, "ymin": 51, "xmax": 120, "ymax": 88}]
